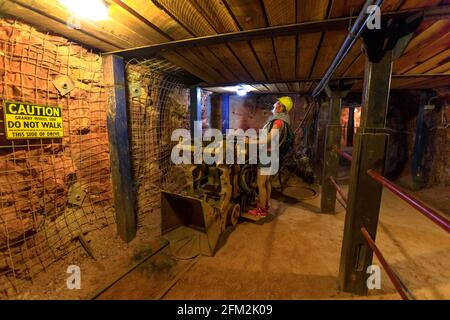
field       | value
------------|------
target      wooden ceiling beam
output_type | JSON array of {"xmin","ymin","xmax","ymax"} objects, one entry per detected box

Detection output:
[
  {"xmin": 200, "ymin": 73, "xmax": 450, "ymax": 88},
  {"xmin": 122, "ymin": 0, "xmax": 240, "ymax": 83},
  {"xmin": 108, "ymin": 17, "xmax": 351, "ymax": 58},
  {"xmin": 263, "ymin": 0, "xmax": 297, "ymax": 81},
  {"xmin": 1, "ymin": 0, "xmax": 127, "ymax": 51},
  {"xmin": 394, "ymin": 33, "xmax": 450, "ymax": 74},
  {"xmin": 205, "ymin": 75, "xmax": 449, "ymax": 93},
  {"xmin": 225, "ymin": 0, "xmax": 280, "ymax": 81},
  {"xmin": 296, "ymin": 0, "xmax": 329, "ymax": 79},
  {"xmin": 152, "ymin": 0, "xmax": 252, "ymax": 82},
  {"xmin": 191, "ymin": 0, "xmax": 261, "ymax": 81},
  {"xmin": 108, "ymin": 4, "xmax": 450, "ymax": 59},
  {"xmin": 405, "ymin": 48, "xmax": 450, "ymax": 74}
]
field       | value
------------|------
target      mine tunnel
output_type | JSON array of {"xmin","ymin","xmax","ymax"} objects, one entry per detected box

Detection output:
[{"xmin": 0, "ymin": 0, "xmax": 449, "ymax": 302}]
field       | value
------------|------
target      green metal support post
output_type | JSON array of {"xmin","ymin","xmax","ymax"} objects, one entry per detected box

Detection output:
[
  {"xmin": 339, "ymin": 13, "xmax": 423, "ymax": 294},
  {"xmin": 320, "ymin": 83, "xmax": 351, "ymax": 214},
  {"xmin": 313, "ymin": 96, "xmax": 329, "ymax": 177},
  {"xmin": 210, "ymin": 94, "xmax": 221, "ymax": 131},
  {"xmin": 347, "ymin": 105, "xmax": 355, "ymax": 147},
  {"xmin": 339, "ymin": 51, "xmax": 392, "ymax": 294}
]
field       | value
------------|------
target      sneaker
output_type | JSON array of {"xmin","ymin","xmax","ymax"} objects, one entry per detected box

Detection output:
[{"xmin": 247, "ymin": 207, "xmax": 267, "ymax": 218}]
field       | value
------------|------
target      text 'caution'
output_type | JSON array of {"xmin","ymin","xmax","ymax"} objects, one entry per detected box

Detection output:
[{"xmin": 3, "ymin": 101, "xmax": 64, "ymax": 139}]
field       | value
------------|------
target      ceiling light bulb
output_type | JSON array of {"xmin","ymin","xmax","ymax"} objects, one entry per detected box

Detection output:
[
  {"xmin": 59, "ymin": 0, "xmax": 109, "ymax": 21},
  {"xmin": 236, "ymin": 87, "xmax": 248, "ymax": 96}
]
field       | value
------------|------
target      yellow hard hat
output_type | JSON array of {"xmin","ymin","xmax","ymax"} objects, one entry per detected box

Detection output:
[{"xmin": 278, "ymin": 96, "xmax": 294, "ymax": 112}]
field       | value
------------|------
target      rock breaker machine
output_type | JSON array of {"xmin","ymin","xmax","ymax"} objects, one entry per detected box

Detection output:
[{"xmin": 161, "ymin": 140, "xmax": 258, "ymax": 258}]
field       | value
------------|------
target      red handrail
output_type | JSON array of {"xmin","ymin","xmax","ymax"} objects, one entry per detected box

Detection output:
[
  {"xmin": 367, "ymin": 170, "xmax": 450, "ymax": 234},
  {"xmin": 330, "ymin": 145, "xmax": 448, "ymax": 299},
  {"xmin": 334, "ymin": 147, "xmax": 353, "ymax": 161},
  {"xmin": 336, "ymin": 197, "xmax": 347, "ymax": 210},
  {"xmin": 360, "ymin": 227, "xmax": 410, "ymax": 300},
  {"xmin": 329, "ymin": 176, "xmax": 348, "ymax": 203},
  {"xmin": 331, "ymin": 145, "xmax": 449, "ymax": 233}
]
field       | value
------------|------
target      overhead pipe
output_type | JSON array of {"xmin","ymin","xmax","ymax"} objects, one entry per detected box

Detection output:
[{"xmin": 312, "ymin": 0, "xmax": 384, "ymax": 97}]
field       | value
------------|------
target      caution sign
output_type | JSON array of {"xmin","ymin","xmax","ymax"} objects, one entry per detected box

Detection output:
[{"xmin": 3, "ymin": 101, "xmax": 64, "ymax": 139}]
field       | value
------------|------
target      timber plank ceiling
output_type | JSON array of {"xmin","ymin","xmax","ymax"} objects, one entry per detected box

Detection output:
[{"xmin": 1, "ymin": 0, "xmax": 449, "ymax": 93}]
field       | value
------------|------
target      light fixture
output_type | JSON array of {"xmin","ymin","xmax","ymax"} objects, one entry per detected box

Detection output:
[
  {"xmin": 236, "ymin": 86, "xmax": 248, "ymax": 97},
  {"xmin": 59, "ymin": 0, "xmax": 109, "ymax": 21}
]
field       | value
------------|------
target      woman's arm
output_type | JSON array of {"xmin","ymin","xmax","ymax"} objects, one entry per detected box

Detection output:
[
  {"xmin": 266, "ymin": 120, "xmax": 283, "ymax": 143},
  {"xmin": 246, "ymin": 120, "xmax": 284, "ymax": 144}
]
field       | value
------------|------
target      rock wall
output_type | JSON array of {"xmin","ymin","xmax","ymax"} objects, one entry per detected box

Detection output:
[
  {"xmin": 385, "ymin": 90, "xmax": 449, "ymax": 188},
  {"xmin": 0, "ymin": 19, "xmax": 113, "ymax": 296},
  {"xmin": 434, "ymin": 88, "xmax": 450, "ymax": 186},
  {"xmin": 228, "ymin": 94, "xmax": 311, "ymax": 150}
]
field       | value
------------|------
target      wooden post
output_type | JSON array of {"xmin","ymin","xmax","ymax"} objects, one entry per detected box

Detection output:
[
  {"xmin": 103, "ymin": 54, "xmax": 136, "ymax": 243},
  {"xmin": 347, "ymin": 105, "xmax": 355, "ymax": 147},
  {"xmin": 210, "ymin": 94, "xmax": 230, "ymax": 133},
  {"xmin": 338, "ymin": 13, "xmax": 423, "ymax": 294},
  {"xmin": 339, "ymin": 51, "xmax": 392, "ymax": 295},
  {"xmin": 221, "ymin": 94, "xmax": 230, "ymax": 134},
  {"xmin": 411, "ymin": 91, "xmax": 433, "ymax": 189},
  {"xmin": 210, "ymin": 94, "xmax": 222, "ymax": 131},
  {"xmin": 321, "ymin": 85, "xmax": 351, "ymax": 214},
  {"xmin": 190, "ymin": 87, "xmax": 202, "ymax": 137},
  {"xmin": 313, "ymin": 95, "xmax": 329, "ymax": 177}
]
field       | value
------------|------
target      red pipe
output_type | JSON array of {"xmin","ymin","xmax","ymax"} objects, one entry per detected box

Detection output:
[
  {"xmin": 329, "ymin": 176, "xmax": 348, "ymax": 203},
  {"xmin": 367, "ymin": 170, "xmax": 450, "ymax": 234},
  {"xmin": 360, "ymin": 227, "xmax": 410, "ymax": 300},
  {"xmin": 334, "ymin": 147, "xmax": 353, "ymax": 162},
  {"xmin": 336, "ymin": 197, "xmax": 347, "ymax": 210}
]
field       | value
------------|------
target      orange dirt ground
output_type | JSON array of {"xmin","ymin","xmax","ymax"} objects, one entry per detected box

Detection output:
[{"xmin": 16, "ymin": 184, "xmax": 450, "ymax": 300}]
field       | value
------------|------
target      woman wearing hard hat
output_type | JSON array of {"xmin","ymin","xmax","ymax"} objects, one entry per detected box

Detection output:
[{"xmin": 247, "ymin": 96, "xmax": 294, "ymax": 219}]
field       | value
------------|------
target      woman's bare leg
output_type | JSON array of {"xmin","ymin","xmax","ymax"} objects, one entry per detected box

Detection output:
[
  {"xmin": 266, "ymin": 177, "xmax": 272, "ymax": 209},
  {"xmin": 257, "ymin": 170, "xmax": 268, "ymax": 208}
]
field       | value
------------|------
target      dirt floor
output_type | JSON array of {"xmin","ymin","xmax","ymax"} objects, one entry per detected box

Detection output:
[
  {"xmin": 410, "ymin": 185, "xmax": 450, "ymax": 217},
  {"xmin": 13, "ymin": 182, "xmax": 450, "ymax": 300},
  {"xmin": 156, "ymin": 187, "xmax": 449, "ymax": 300},
  {"xmin": 11, "ymin": 218, "xmax": 165, "ymax": 300}
]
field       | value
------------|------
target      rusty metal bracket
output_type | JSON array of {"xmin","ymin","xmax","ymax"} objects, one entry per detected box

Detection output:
[
  {"xmin": 325, "ymin": 80, "xmax": 355, "ymax": 100},
  {"xmin": 53, "ymin": 75, "xmax": 75, "ymax": 96},
  {"xmin": 78, "ymin": 234, "xmax": 96, "ymax": 261},
  {"xmin": 68, "ymin": 183, "xmax": 87, "ymax": 206},
  {"xmin": 128, "ymin": 82, "xmax": 141, "ymax": 98}
]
